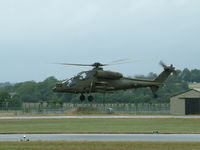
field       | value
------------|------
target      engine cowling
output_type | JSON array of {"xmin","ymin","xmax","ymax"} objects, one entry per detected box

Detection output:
[{"xmin": 96, "ymin": 70, "xmax": 123, "ymax": 79}]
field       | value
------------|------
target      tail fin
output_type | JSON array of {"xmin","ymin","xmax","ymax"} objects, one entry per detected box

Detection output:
[
  {"xmin": 154, "ymin": 63, "xmax": 175, "ymax": 83},
  {"xmin": 151, "ymin": 62, "xmax": 175, "ymax": 98}
]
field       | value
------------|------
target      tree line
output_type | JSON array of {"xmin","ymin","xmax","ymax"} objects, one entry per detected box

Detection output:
[{"xmin": 0, "ymin": 68, "xmax": 199, "ymax": 107}]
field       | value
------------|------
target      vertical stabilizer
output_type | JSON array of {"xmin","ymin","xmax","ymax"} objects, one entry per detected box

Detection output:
[
  {"xmin": 154, "ymin": 63, "xmax": 175, "ymax": 83},
  {"xmin": 151, "ymin": 62, "xmax": 175, "ymax": 98}
]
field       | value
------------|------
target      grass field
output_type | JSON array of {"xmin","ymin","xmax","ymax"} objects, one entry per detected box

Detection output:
[
  {"xmin": 189, "ymin": 83, "xmax": 200, "ymax": 89},
  {"xmin": 1, "ymin": 118, "xmax": 200, "ymax": 134},
  {"xmin": 0, "ymin": 141, "xmax": 200, "ymax": 150}
]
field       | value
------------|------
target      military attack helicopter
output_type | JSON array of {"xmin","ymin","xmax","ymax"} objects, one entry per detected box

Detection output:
[{"xmin": 53, "ymin": 60, "xmax": 175, "ymax": 102}]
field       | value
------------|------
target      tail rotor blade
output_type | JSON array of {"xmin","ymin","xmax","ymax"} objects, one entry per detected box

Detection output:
[
  {"xmin": 159, "ymin": 61, "xmax": 167, "ymax": 68},
  {"xmin": 159, "ymin": 61, "xmax": 176, "ymax": 74}
]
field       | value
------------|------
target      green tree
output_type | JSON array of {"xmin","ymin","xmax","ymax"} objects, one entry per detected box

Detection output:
[
  {"xmin": 16, "ymin": 81, "xmax": 38, "ymax": 102},
  {"xmin": 0, "ymin": 92, "xmax": 11, "ymax": 107}
]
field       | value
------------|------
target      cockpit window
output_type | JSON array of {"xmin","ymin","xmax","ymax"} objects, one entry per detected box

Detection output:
[
  {"xmin": 79, "ymin": 72, "xmax": 87, "ymax": 80},
  {"xmin": 62, "ymin": 71, "xmax": 90, "ymax": 87},
  {"xmin": 62, "ymin": 78, "xmax": 74, "ymax": 87},
  {"xmin": 67, "ymin": 79, "xmax": 72, "ymax": 85}
]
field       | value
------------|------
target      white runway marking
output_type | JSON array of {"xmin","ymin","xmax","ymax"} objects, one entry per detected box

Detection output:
[
  {"xmin": 0, "ymin": 115, "xmax": 200, "ymax": 119},
  {"xmin": 1, "ymin": 134, "xmax": 200, "ymax": 142}
]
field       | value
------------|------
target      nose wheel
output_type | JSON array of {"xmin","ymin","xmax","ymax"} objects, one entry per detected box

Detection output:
[{"xmin": 80, "ymin": 94, "xmax": 85, "ymax": 102}]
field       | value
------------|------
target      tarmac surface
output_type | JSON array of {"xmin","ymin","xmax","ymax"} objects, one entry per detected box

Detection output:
[
  {"xmin": 1, "ymin": 115, "xmax": 200, "ymax": 119},
  {"xmin": 1, "ymin": 134, "xmax": 200, "ymax": 142}
]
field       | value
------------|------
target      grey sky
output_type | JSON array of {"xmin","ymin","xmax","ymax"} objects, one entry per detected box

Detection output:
[{"xmin": 0, "ymin": 0, "xmax": 200, "ymax": 82}]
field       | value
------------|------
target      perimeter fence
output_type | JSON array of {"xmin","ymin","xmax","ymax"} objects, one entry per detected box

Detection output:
[{"xmin": 0, "ymin": 103, "xmax": 170, "ymax": 116}]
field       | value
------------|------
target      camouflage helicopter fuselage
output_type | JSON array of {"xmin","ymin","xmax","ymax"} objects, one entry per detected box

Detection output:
[{"xmin": 53, "ymin": 64, "xmax": 175, "ymax": 100}]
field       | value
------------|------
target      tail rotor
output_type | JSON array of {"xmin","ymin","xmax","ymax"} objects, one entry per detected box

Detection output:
[{"xmin": 159, "ymin": 61, "xmax": 176, "ymax": 75}]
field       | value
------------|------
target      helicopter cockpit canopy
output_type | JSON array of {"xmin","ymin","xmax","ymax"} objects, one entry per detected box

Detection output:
[
  {"xmin": 77, "ymin": 71, "xmax": 88, "ymax": 80},
  {"xmin": 62, "ymin": 71, "xmax": 90, "ymax": 87}
]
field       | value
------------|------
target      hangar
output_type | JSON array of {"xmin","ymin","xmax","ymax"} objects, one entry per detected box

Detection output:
[{"xmin": 170, "ymin": 89, "xmax": 200, "ymax": 115}]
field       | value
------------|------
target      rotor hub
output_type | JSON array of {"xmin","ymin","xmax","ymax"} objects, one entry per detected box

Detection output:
[{"xmin": 92, "ymin": 62, "xmax": 104, "ymax": 68}]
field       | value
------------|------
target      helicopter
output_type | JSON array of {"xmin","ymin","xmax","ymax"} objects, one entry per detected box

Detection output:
[{"xmin": 53, "ymin": 60, "xmax": 175, "ymax": 102}]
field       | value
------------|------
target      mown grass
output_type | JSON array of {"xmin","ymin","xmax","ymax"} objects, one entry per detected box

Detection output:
[
  {"xmin": 189, "ymin": 83, "xmax": 200, "ymax": 89},
  {"xmin": 0, "ymin": 118, "xmax": 200, "ymax": 134},
  {"xmin": 0, "ymin": 141, "xmax": 200, "ymax": 150}
]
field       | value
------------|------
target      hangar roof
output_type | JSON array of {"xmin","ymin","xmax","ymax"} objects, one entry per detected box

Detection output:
[
  {"xmin": 171, "ymin": 89, "xmax": 200, "ymax": 99},
  {"xmin": 194, "ymin": 88, "xmax": 200, "ymax": 92}
]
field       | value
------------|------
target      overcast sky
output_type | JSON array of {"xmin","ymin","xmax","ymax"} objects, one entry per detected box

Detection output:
[{"xmin": 0, "ymin": 0, "xmax": 200, "ymax": 83}]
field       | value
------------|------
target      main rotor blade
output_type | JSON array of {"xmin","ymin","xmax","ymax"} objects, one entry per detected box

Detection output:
[
  {"xmin": 52, "ymin": 59, "xmax": 139, "ymax": 68},
  {"xmin": 107, "ymin": 59, "xmax": 139, "ymax": 66},
  {"xmin": 52, "ymin": 63, "xmax": 93, "ymax": 66},
  {"xmin": 107, "ymin": 59, "xmax": 130, "ymax": 64}
]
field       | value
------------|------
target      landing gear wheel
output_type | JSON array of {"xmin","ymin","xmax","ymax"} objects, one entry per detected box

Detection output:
[
  {"xmin": 153, "ymin": 94, "xmax": 158, "ymax": 98},
  {"xmin": 80, "ymin": 94, "xmax": 85, "ymax": 102},
  {"xmin": 88, "ymin": 95, "xmax": 94, "ymax": 102}
]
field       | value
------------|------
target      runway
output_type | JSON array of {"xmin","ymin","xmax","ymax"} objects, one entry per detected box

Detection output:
[
  {"xmin": 1, "ymin": 134, "xmax": 200, "ymax": 142},
  {"xmin": 1, "ymin": 115, "xmax": 200, "ymax": 119}
]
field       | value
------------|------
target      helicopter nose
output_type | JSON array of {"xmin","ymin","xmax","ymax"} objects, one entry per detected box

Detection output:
[{"xmin": 53, "ymin": 83, "xmax": 64, "ymax": 92}]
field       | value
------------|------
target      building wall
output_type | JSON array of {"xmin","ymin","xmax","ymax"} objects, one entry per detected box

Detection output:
[
  {"xmin": 170, "ymin": 97, "xmax": 185, "ymax": 115},
  {"xmin": 170, "ymin": 89, "xmax": 200, "ymax": 115}
]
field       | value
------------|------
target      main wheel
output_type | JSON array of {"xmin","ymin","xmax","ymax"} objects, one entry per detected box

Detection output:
[
  {"xmin": 88, "ymin": 95, "xmax": 94, "ymax": 102},
  {"xmin": 80, "ymin": 94, "xmax": 85, "ymax": 102},
  {"xmin": 153, "ymin": 94, "xmax": 158, "ymax": 98}
]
